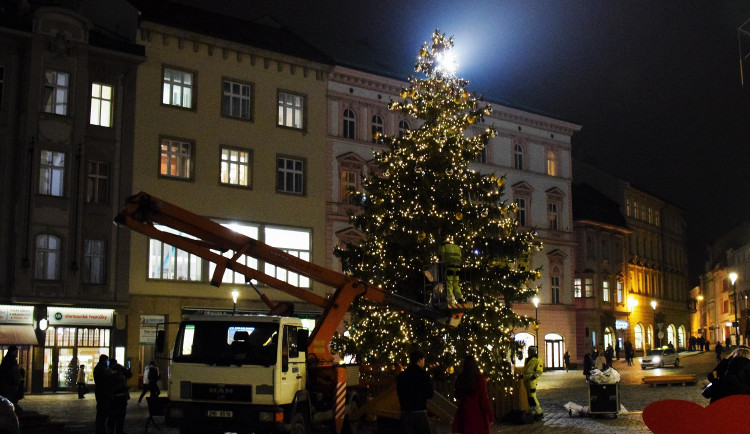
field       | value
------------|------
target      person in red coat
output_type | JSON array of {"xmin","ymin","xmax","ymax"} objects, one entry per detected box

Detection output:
[{"xmin": 452, "ymin": 355, "xmax": 494, "ymax": 434}]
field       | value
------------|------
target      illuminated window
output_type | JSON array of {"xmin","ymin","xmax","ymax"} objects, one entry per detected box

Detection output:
[
  {"xmin": 160, "ymin": 138, "xmax": 192, "ymax": 179},
  {"xmin": 343, "ymin": 109, "xmax": 356, "ymax": 139},
  {"xmin": 43, "ymin": 70, "xmax": 69, "ymax": 115},
  {"xmin": 90, "ymin": 83, "xmax": 113, "ymax": 126},
  {"xmin": 148, "ymin": 225, "xmax": 202, "ymax": 281},
  {"xmin": 277, "ymin": 91, "xmax": 304, "ymax": 129},
  {"xmin": 220, "ymin": 146, "xmax": 251, "ymax": 188},
  {"xmin": 574, "ymin": 278, "xmax": 582, "ymax": 298},
  {"xmin": 635, "ymin": 323, "xmax": 644, "ymax": 350},
  {"xmin": 546, "ymin": 150, "xmax": 558, "ymax": 176},
  {"xmin": 616, "ymin": 282, "xmax": 623, "ymax": 303},
  {"xmin": 35, "ymin": 234, "xmax": 61, "ymax": 280},
  {"xmin": 39, "ymin": 150, "xmax": 65, "ymax": 196},
  {"xmin": 222, "ymin": 79, "xmax": 252, "ymax": 120},
  {"xmin": 602, "ymin": 280, "xmax": 610, "ymax": 302},
  {"xmin": 277, "ymin": 156, "xmax": 305, "ymax": 195},
  {"xmin": 86, "ymin": 161, "xmax": 109, "ymax": 204},
  {"xmin": 162, "ymin": 67, "xmax": 193, "ymax": 108},
  {"xmin": 263, "ymin": 226, "xmax": 311, "ymax": 288}
]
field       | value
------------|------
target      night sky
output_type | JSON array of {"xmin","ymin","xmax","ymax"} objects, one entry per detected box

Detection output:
[{"xmin": 176, "ymin": 0, "xmax": 750, "ymax": 283}]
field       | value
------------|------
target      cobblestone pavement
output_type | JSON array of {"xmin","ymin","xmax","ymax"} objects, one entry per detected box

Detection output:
[{"xmin": 20, "ymin": 350, "xmax": 718, "ymax": 433}]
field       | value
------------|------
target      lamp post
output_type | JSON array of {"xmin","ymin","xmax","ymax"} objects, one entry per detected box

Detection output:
[
  {"xmin": 730, "ymin": 272, "xmax": 739, "ymax": 346},
  {"xmin": 532, "ymin": 296, "xmax": 540, "ymax": 347},
  {"xmin": 651, "ymin": 300, "xmax": 658, "ymax": 349},
  {"xmin": 232, "ymin": 289, "xmax": 239, "ymax": 315}
]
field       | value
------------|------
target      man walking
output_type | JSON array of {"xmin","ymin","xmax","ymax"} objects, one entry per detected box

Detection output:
[
  {"xmin": 138, "ymin": 361, "xmax": 160, "ymax": 404},
  {"xmin": 397, "ymin": 349, "xmax": 434, "ymax": 434}
]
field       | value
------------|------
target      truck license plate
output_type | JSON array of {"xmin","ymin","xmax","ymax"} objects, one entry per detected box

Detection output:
[{"xmin": 207, "ymin": 410, "xmax": 233, "ymax": 418}]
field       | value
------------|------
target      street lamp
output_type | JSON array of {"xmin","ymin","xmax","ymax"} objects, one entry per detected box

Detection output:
[
  {"xmin": 730, "ymin": 272, "xmax": 739, "ymax": 346},
  {"xmin": 232, "ymin": 289, "xmax": 240, "ymax": 315},
  {"xmin": 532, "ymin": 296, "xmax": 540, "ymax": 347},
  {"xmin": 651, "ymin": 300, "xmax": 658, "ymax": 349}
]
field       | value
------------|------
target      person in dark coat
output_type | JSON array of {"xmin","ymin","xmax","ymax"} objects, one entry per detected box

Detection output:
[
  {"xmin": 397, "ymin": 349, "xmax": 434, "ymax": 434},
  {"xmin": 563, "ymin": 350, "xmax": 571, "ymax": 372},
  {"xmin": 583, "ymin": 353, "xmax": 592, "ymax": 381},
  {"xmin": 624, "ymin": 340, "xmax": 634, "ymax": 366},
  {"xmin": 715, "ymin": 342, "xmax": 724, "ymax": 362},
  {"xmin": 138, "ymin": 361, "xmax": 160, "ymax": 404},
  {"xmin": 0, "ymin": 346, "xmax": 21, "ymax": 410},
  {"xmin": 93, "ymin": 355, "xmax": 112, "ymax": 434},
  {"xmin": 605, "ymin": 345, "xmax": 614, "ymax": 368},
  {"xmin": 106, "ymin": 359, "xmax": 132, "ymax": 434},
  {"xmin": 451, "ymin": 355, "xmax": 493, "ymax": 434},
  {"xmin": 720, "ymin": 347, "xmax": 750, "ymax": 399}
]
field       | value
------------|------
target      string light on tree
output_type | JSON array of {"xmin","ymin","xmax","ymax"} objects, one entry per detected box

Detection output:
[{"xmin": 333, "ymin": 30, "xmax": 541, "ymax": 382}]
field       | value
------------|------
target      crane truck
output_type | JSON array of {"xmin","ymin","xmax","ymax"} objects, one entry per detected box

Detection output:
[{"xmin": 115, "ymin": 192, "xmax": 469, "ymax": 434}]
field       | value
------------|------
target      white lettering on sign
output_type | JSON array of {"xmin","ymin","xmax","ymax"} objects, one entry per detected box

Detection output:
[
  {"xmin": 47, "ymin": 307, "xmax": 114, "ymax": 326},
  {"xmin": 0, "ymin": 305, "xmax": 34, "ymax": 324}
]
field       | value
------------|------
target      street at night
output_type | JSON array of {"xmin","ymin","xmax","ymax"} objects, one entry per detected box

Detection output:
[{"xmin": 20, "ymin": 350, "xmax": 718, "ymax": 433}]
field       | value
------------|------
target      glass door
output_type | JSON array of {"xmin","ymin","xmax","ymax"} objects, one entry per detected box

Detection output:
[{"xmin": 57, "ymin": 348, "xmax": 75, "ymax": 389}]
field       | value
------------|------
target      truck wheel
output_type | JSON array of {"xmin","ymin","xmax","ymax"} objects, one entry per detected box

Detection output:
[{"xmin": 291, "ymin": 412, "xmax": 309, "ymax": 434}]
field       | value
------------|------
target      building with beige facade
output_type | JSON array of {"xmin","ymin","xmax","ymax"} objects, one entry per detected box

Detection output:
[
  {"xmin": 697, "ymin": 221, "xmax": 750, "ymax": 347},
  {"xmin": 325, "ymin": 65, "xmax": 582, "ymax": 369},
  {"xmin": 0, "ymin": 1, "xmax": 143, "ymax": 392},
  {"xmin": 573, "ymin": 160, "xmax": 691, "ymax": 358},
  {"xmin": 123, "ymin": 1, "xmax": 331, "ymax": 383}
]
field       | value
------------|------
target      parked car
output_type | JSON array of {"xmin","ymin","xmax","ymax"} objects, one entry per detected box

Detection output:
[{"xmin": 641, "ymin": 347, "xmax": 679, "ymax": 369}]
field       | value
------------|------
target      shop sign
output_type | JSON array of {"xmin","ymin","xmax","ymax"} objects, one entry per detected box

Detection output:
[
  {"xmin": 0, "ymin": 305, "xmax": 34, "ymax": 324},
  {"xmin": 615, "ymin": 320, "xmax": 629, "ymax": 330},
  {"xmin": 47, "ymin": 307, "xmax": 113, "ymax": 326},
  {"xmin": 140, "ymin": 315, "xmax": 165, "ymax": 344}
]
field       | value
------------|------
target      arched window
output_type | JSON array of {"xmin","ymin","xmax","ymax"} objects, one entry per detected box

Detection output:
[
  {"xmin": 514, "ymin": 332, "xmax": 535, "ymax": 367},
  {"xmin": 677, "ymin": 325, "xmax": 686, "ymax": 349},
  {"xmin": 342, "ymin": 108, "xmax": 356, "ymax": 139},
  {"xmin": 667, "ymin": 324, "xmax": 676, "ymax": 348},
  {"xmin": 35, "ymin": 234, "xmax": 61, "ymax": 280},
  {"xmin": 635, "ymin": 323, "xmax": 644, "ymax": 350},
  {"xmin": 514, "ymin": 143, "xmax": 524, "ymax": 170},
  {"xmin": 398, "ymin": 120, "xmax": 409, "ymax": 137},
  {"xmin": 371, "ymin": 114, "xmax": 384, "ymax": 143},
  {"xmin": 544, "ymin": 333, "xmax": 564, "ymax": 369}
]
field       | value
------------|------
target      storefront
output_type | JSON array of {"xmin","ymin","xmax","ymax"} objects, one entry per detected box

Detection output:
[
  {"xmin": 41, "ymin": 307, "xmax": 113, "ymax": 392},
  {"xmin": 0, "ymin": 305, "xmax": 38, "ymax": 396}
]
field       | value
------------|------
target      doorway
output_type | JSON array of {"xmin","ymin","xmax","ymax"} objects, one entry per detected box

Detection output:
[{"xmin": 544, "ymin": 333, "xmax": 564, "ymax": 369}]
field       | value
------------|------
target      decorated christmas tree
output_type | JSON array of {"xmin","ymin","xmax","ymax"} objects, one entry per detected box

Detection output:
[{"xmin": 333, "ymin": 30, "xmax": 541, "ymax": 381}]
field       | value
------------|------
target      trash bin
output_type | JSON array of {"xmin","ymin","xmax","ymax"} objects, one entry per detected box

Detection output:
[{"xmin": 588, "ymin": 382, "xmax": 619, "ymax": 417}]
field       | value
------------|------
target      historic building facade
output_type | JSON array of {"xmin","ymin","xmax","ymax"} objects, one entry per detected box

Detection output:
[
  {"xmin": 326, "ymin": 65, "xmax": 582, "ymax": 369},
  {"xmin": 697, "ymin": 221, "xmax": 750, "ymax": 347},
  {"xmin": 123, "ymin": 1, "xmax": 331, "ymax": 383},
  {"xmin": 573, "ymin": 160, "xmax": 691, "ymax": 358},
  {"xmin": 0, "ymin": 1, "xmax": 143, "ymax": 391}
]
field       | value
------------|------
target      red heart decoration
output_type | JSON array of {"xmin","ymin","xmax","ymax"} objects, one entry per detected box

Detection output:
[{"xmin": 642, "ymin": 395, "xmax": 750, "ymax": 433}]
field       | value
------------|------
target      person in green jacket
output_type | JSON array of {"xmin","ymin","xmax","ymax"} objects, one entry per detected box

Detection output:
[
  {"xmin": 438, "ymin": 239, "xmax": 463, "ymax": 303},
  {"xmin": 522, "ymin": 346, "xmax": 544, "ymax": 421}
]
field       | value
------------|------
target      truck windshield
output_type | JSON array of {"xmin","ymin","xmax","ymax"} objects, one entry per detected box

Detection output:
[{"xmin": 174, "ymin": 321, "xmax": 279, "ymax": 366}]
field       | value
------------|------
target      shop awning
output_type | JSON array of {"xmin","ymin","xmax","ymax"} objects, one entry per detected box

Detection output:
[{"xmin": 0, "ymin": 325, "xmax": 39, "ymax": 346}]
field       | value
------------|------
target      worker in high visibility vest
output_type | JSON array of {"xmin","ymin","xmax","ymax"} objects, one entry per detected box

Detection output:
[
  {"xmin": 438, "ymin": 239, "xmax": 463, "ymax": 304},
  {"xmin": 522, "ymin": 346, "xmax": 544, "ymax": 421}
]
